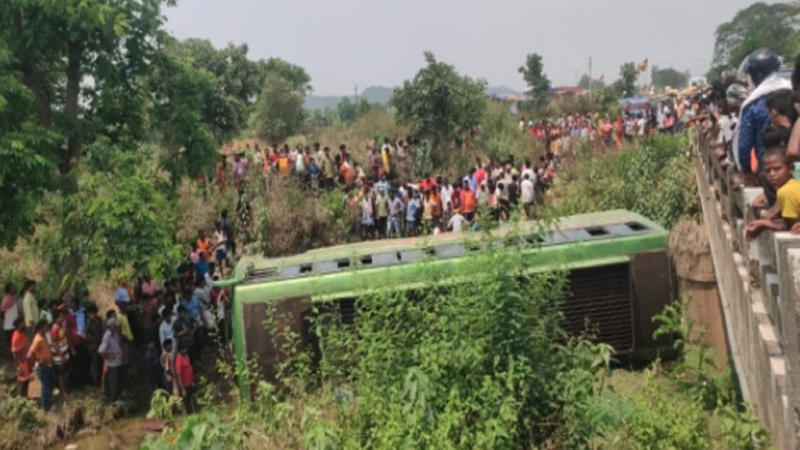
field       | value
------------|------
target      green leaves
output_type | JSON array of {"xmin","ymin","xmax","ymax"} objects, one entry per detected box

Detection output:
[
  {"xmin": 709, "ymin": 2, "xmax": 800, "ymax": 79},
  {"xmin": 556, "ymin": 133, "xmax": 700, "ymax": 229},
  {"xmin": 252, "ymin": 73, "xmax": 306, "ymax": 145},
  {"xmin": 57, "ymin": 155, "xmax": 181, "ymax": 280},
  {"xmin": 390, "ymin": 52, "xmax": 487, "ymax": 164},
  {"xmin": 519, "ymin": 53, "xmax": 551, "ymax": 110}
]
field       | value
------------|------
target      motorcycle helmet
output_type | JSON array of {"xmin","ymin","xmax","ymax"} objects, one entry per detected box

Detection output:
[{"xmin": 737, "ymin": 48, "xmax": 780, "ymax": 87}]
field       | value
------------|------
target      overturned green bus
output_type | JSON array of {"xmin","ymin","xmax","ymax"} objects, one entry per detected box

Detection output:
[{"xmin": 217, "ymin": 210, "xmax": 674, "ymax": 382}]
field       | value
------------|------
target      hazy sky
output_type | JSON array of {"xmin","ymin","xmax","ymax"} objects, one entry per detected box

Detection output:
[{"xmin": 164, "ymin": 0, "xmax": 767, "ymax": 95}]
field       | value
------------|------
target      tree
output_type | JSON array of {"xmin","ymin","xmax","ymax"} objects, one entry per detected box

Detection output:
[
  {"xmin": 617, "ymin": 62, "xmax": 639, "ymax": 97},
  {"xmin": 709, "ymin": 2, "xmax": 800, "ymax": 79},
  {"xmin": 252, "ymin": 73, "xmax": 306, "ymax": 145},
  {"xmin": 651, "ymin": 66, "xmax": 690, "ymax": 89},
  {"xmin": 149, "ymin": 49, "xmax": 218, "ymax": 181},
  {"xmin": 337, "ymin": 97, "xmax": 358, "ymax": 124},
  {"xmin": 258, "ymin": 58, "xmax": 312, "ymax": 94},
  {"xmin": 167, "ymin": 39, "xmax": 264, "ymax": 142},
  {"xmin": 518, "ymin": 53, "xmax": 551, "ymax": 109},
  {"xmin": 60, "ymin": 168, "xmax": 181, "ymax": 279},
  {"xmin": 0, "ymin": 39, "xmax": 58, "ymax": 247},
  {"xmin": 578, "ymin": 74, "xmax": 605, "ymax": 91},
  {"xmin": 0, "ymin": 0, "xmax": 172, "ymax": 176},
  {"xmin": 391, "ymin": 52, "xmax": 487, "ymax": 162}
]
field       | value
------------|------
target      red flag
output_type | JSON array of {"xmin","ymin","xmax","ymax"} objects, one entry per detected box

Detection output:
[{"xmin": 598, "ymin": 74, "xmax": 605, "ymax": 82}]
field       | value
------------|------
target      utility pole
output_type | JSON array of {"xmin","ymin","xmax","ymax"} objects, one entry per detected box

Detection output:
[
  {"xmin": 354, "ymin": 84, "xmax": 359, "ymax": 103},
  {"xmin": 588, "ymin": 56, "xmax": 593, "ymax": 95}
]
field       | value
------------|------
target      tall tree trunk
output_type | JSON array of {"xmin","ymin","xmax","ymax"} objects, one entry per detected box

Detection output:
[
  {"xmin": 14, "ymin": 11, "xmax": 51, "ymax": 127},
  {"xmin": 62, "ymin": 40, "xmax": 82, "ymax": 175}
]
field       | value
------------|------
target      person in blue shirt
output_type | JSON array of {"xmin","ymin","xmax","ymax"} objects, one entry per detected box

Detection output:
[
  {"xmin": 194, "ymin": 251, "xmax": 210, "ymax": 280},
  {"xmin": 181, "ymin": 291, "xmax": 201, "ymax": 323},
  {"xmin": 405, "ymin": 192, "xmax": 421, "ymax": 237},
  {"xmin": 735, "ymin": 48, "xmax": 789, "ymax": 176},
  {"xmin": 114, "ymin": 280, "xmax": 130, "ymax": 304}
]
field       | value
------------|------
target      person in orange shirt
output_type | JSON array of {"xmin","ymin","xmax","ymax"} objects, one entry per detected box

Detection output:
[
  {"xmin": 340, "ymin": 154, "xmax": 355, "ymax": 186},
  {"xmin": 27, "ymin": 320, "xmax": 56, "ymax": 411},
  {"xmin": 460, "ymin": 180, "xmax": 477, "ymax": 221},
  {"xmin": 277, "ymin": 150, "xmax": 291, "ymax": 178},
  {"xmin": 11, "ymin": 318, "xmax": 32, "ymax": 396},
  {"xmin": 196, "ymin": 230, "xmax": 211, "ymax": 257},
  {"xmin": 430, "ymin": 187, "xmax": 442, "ymax": 226}
]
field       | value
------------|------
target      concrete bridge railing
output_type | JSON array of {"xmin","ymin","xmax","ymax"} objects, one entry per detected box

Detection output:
[{"xmin": 695, "ymin": 133, "xmax": 800, "ymax": 449}]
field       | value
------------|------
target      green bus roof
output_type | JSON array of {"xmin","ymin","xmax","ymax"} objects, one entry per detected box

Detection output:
[{"xmin": 223, "ymin": 210, "xmax": 666, "ymax": 298}]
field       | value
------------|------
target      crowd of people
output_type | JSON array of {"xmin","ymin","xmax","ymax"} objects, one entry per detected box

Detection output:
[
  {"xmin": 691, "ymin": 48, "xmax": 800, "ymax": 240},
  {"xmin": 2, "ymin": 258, "xmax": 232, "ymax": 412},
  {"xmin": 219, "ymin": 136, "xmax": 568, "ymax": 240},
  {"xmin": 3, "ymin": 50, "xmax": 752, "ymax": 416}
]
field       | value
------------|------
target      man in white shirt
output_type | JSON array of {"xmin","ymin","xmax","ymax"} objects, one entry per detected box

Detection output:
[
  {"xmin": 447, "ymin": 211, "xmax": 468, "ymax": 233},
  {"xmin": 520, "ymin": 173, "xmax": 535, "ymax": 218},
  {"xmin": 159, "ymin": 310, "xmax": 175, "ymax": 355}
]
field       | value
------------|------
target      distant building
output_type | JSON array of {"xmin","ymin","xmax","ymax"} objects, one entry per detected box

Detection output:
[
  {"xmin": 549, "ymin": 86, "xmax": 587, "ymax": 101},
  {"xmin": 488, "ymin": 92, "xmax": 524, "ymax": 115}
]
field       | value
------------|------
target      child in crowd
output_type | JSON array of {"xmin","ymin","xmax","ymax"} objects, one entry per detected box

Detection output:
[
  {"xmin": 745, "ymin": 145, "xmax": 800, "ymax": 239},
  {"xmin": 175, "ymin": 343, "xmax": 195, "ymax": 412}
]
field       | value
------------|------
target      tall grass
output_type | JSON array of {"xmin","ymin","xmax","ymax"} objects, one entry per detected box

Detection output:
[{"xmin": 554, "ymin": 133, "xmax": 700, "ymax": 229}]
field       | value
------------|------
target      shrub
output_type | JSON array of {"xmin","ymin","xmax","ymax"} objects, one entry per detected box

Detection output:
[
  {"xmin": 555, "ymin": 133, "xmax": 700, "ymax": 229},
  {"xmin": 250, "ymin": 178, "xmax": 349, "ymax": 257},
  {"xmin": 474, "ymin": 102, "xmax": 534, "ymax": 163}
]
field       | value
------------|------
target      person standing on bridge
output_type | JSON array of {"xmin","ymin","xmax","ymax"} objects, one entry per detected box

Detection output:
[
  {"xmin": 745, "ymin": 138, "xmax": 800, "ymax": 239},
  {"xmin": 734, "ymin": 49, "xmax": 790, "ymax": 183}
]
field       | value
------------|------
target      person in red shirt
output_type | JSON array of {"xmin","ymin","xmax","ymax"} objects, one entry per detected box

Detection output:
[
  {"xmin": 450, "ymin": 184, "xmax": 462, "ymax": 212},
  {"xmin": 175, "ymin": 344, "xmax": 195, "ymax": 412},
  {"xmin": 474, "ymin": 159, "xmax": 487, "ymax": 189},
  {"xmin": 11, "ymin": 318, "xmax": 32, "ymax": 396}
]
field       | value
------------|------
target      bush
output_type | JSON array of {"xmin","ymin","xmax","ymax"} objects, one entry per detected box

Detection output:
[
  {"xmin": 474, "ymin": 102, "xmax": 534, "ymax": 163},
  {"xmin": 275, "ymin": 239, "xmax": 612, "ymax": 448},
  {"xmin": 250, "ymin": 178, "xmax": 349, "ymax": 257},
  {"xmin": 555, "ymin": 133, "xmax": 700, "ymax": 229}
]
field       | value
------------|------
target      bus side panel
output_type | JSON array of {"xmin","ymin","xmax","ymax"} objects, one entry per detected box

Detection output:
[
  {"xmin": 242, "ymin": 296, "xmax": 310, "ymax": 380},
  {"xmin": 630, "ymin": 250, "xmax": 675, "ymax": 350}
]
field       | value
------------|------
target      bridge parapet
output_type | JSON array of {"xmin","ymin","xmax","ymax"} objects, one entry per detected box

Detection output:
[{"xmin": 695, "ymin": 134, "xmax": 800, "ymax": 449}]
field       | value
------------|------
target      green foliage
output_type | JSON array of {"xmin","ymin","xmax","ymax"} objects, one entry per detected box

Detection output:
[
  {"xmin": 578, "ymin": 73, "xmax": 605, "ymax": 91},
  {"xmin": 391, "ymin": 52, "xmax": 487, "ymax": 165},
  {"xmin": 148, "ymin": 389, "xmax": 183, "ymax": 421},
  {"xmin": 55, "ymin": 162, "xmax": 181, "ymax": 279},
  {"xmin": 716, "ymin": 403, "xmax": 771, "ymax": 450},
  {"xmin": 651, "ymin": 66, "xmax": 690, "ymax": 89},
  {"xmin": 617, "ymin": 62, "xmax": 639, "ymax": 97},
  {"xmin": 556, "ymin": 133, "xmax": 700, "ymax": 229},
  {"xmin": 0, "ymin": 395, "xmax": 42, "ymax": 434},
  {"xmin": 294, "ymin": 238, "xmax": 613, "ymax": 448},
  {"xmin": 165, "ymin": 38, "xmax": 262, "ymax": 143},
  {"xmin": 475, "ymin": 102, "xmax": 531, "ymax": 162},
  {"xmin": 709, "ymin": 2, "xmax": 800, "ymax": 80},
  {"xmin": 336, "ymin": 97, "xmax": 358, "ymax": 125},
  {"xmin": 307, "ymin": 108, "xmax": 342, "ymax": 129},
  {"xmin": 625, "ymin": 371, "xmax": 711, "ymax": 449},
  {"xmin": 149, "ymin": 46, "xmax": 218, "ymax": 181},
  {"xmin": 650, "ymin": 300, "xmax": 771, "ymax": 449},
  {"xmin": 142, "ymin": 412, "xmax": 233, "ymax": 450},
  {"xmin": 518, "ymin": 53, "xmax": 551, "ymax": 110},
  {"xmin": 258, "ymin": 57, "xmax": 312, "ymax": 94},
  {"xmin": 0, "ymin": 39, "xmax": 58, "ymax": 247},
  {"xmin": 252, "ymin": 73, "xmax": 306, "ymax": 145},
  {"xmin": 0, "ymin": 0, "xmax": 172, "ymax": 175}
]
